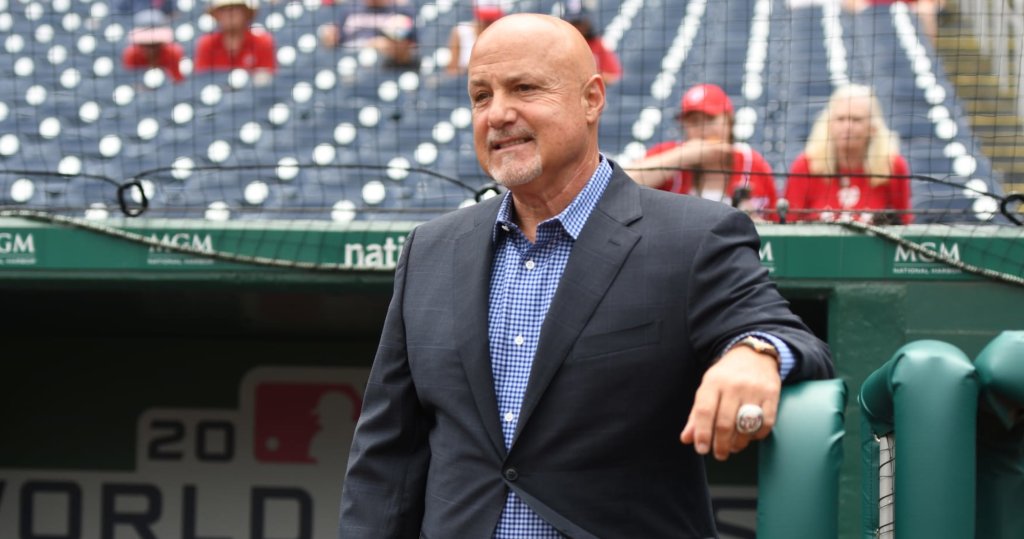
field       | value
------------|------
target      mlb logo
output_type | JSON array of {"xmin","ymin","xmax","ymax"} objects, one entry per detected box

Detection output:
[{"xmin": 253, "ymin": 383, "xmax": 361, "ymax": 464}]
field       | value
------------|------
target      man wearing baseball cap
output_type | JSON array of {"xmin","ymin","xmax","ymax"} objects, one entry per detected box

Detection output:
[
  {"xmin": 627, "ymin": 83, "xmax": 778, "ymax": 222},
  {"xmin": 319, "ymin": 0, "xmax": 419, "ymax": 68},
  {"xmin": 194, "ymin": 0, "xmax": 277, "ymax": 76},
  {"xmin": 121, "ymin": 9, "xmax": 185, "ymax": 82},
  {"xmin": 564, "ymin": 6, "xmax": 622, "ymax": 85},
  {"xmin": 446, "ymin": 4, "xmax": 504, "ymax": 75}
]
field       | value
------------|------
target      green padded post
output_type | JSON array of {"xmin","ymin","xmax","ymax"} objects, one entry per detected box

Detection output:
[
  {"xmin": 758, "ymin": 379, "xmax": 848, "ymax": 539},
  {"xmin": 858, "ymin": 340, "xmax": 978, "ymax": 539},
  {"xmin": 973, "ymin": 331, "xmax": 1024, "ymax": 539}
]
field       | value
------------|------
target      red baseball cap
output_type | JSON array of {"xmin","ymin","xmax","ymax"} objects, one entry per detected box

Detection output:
[
  {"xmin": 678, "ymin": 83, "xmax": 734, "ymax": 118},
  {"xmin": 474, "ymin": 5, "xmax": 504, "ymax": 22}
]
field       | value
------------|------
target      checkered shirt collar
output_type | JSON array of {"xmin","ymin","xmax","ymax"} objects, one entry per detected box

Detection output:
[{"xmin": 492, "ymin": 155, "xmax": 612, "ymax": 243}]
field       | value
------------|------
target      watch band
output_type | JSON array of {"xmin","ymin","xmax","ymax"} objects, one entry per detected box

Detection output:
[{"xmin": 732, "ymin": 335, "xmax": 780, "ymax": 363}]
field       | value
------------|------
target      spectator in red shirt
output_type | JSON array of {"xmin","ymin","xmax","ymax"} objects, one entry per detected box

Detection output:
[
  {"xmin": 194, "ymin": 0, "xmax": 276, "ymax": 78},
  {"xmin": 564, "ymin": 7, "xmax": 622, "ymax": 85},
  {"xmin": 844, "ymin": 0, "xmax": 944, "ymax": 45},
  {"xmin": 785, "ymin": 83, "xmax": 912, "ymax": 224},
  {"xmin": 446, "ymin": 4, "xmax": 503, "ymax": 75},
  {"xmin": 627, "ymin": 83, "xmax": 779, "ymax": 222},
  {"xmin": 121, "ymin": 9, "xmax": 184, "ymax": 83},
  {"xmin": 319, "ymin": 0, "xmax": 418, "ymax": 68}
]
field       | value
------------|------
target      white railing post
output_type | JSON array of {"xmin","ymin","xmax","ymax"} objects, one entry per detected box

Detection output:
[
  {"xmin": 958, "ymin": 0, "xmax": 1023, "ymax": 118},
  {"xmin": 996, "ymin": 0, "xmax": 1009, "ymax": 93},
  {"xmin": 1011, "ymin": 0, "xmax": 1024, "ymax": 118}
]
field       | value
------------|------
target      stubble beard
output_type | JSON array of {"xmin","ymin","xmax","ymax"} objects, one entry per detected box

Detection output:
[
  {"xmin": 486, "ymin": 128, "xmax": 542, "ymax": 187},
  {"xmin": 490, "ymin": 154, "xmax": 543, "ymax": 188}
]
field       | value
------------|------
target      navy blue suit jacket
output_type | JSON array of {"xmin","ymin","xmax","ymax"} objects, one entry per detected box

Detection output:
[{"xmin": 339, "ymin": 162, "xmax": 833, "ymax": 538}]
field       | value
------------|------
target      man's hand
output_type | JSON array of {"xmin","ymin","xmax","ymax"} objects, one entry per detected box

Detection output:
[
  {"xmin": 679, "ymin": 345, "xmax": 781, "ymax": 461},
  {"xmin": 680, "ymin": 139, "xmax": 732, "ymax": 170}
]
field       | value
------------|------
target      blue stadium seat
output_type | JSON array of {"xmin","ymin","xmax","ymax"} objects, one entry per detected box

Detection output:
[{"xmin": 0, "ymin": 0, "xmax": 1006, "ymax": 223}]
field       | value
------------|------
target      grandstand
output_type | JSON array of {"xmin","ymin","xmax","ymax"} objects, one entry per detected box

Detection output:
[
  {"xmin": 0, "ymin": 0, "xmax": 1018, "ymax": 225},
  {"xmin": 1, "ymin": 1, "xmax": 1023, "ymax": 538}
]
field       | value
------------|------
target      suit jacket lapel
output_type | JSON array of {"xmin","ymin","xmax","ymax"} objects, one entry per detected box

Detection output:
[
  {"xmin": 452, "ymin": 199, "xmax": 507, "ymax": 458},
  {"xmin": 512, "ymin": 166, "xmax": 644, "ymax": 446}
]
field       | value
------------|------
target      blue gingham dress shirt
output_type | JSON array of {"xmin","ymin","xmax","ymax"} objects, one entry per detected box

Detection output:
[{"xmin": 486, "ymin": 157, "xmax": 793, "ymax": 537}]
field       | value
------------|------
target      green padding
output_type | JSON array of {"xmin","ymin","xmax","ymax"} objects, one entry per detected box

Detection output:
[
  {"xmin": 974, "ymin": 331, "xmax": 1024, "ymax": 539},
  {"xmin": 858, "ymin": 340, "xmax": 978, "ymax": 539},
  {"xmin": 974, "ymin": 330, "xmax": 1024, "ymax": 429},
  {"xmin": 758, "ymin": 379, "xmax": 847, "ymax": 539},
  {"xmin": 976, "ymin": 415, "xmax": 1024, "ymax": 539}
]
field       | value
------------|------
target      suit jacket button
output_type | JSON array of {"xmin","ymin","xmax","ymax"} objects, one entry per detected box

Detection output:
[{"xmin": 503, "ymin": 468, "xmax": 519, "ymax": 482}]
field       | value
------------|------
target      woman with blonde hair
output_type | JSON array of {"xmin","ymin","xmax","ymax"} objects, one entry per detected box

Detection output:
[{"xmin": 786, "ymin": 84, "xmax": 912, "ymax": 224}]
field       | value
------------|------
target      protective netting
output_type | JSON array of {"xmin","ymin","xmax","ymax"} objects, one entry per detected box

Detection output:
[
  {"xmin": 0, "ymin": 0, "xmax": 1021, "ymax": 280},
  {"xmin": 877, "ymin": 432, "xmax": 895, "ymax": 539}
]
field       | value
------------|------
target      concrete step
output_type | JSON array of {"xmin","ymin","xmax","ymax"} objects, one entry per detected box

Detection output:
[
  {"xmin": 952, "ymin": 74, "xmax": 1005, "ymax": 87},
  {"xmin": 981, "ymin": 145, "xmax": 1024, "ymax": 159},
  {"xmin": 964, "ymin": 99, "xmax": 1019, "ymax": 115},
  {"xmin": 935, "ymin": 35, "xmax": 982, "ymax": 54},
  {"xmin": 979, "ymin": 140, "xmax": 1024, "ymax": 158},
  {"xmin": 953, "ymin": 113, "xmax": 1024, "ymax": 186},
  {"xmin": 970, "ymin": 114, "xmax": 1024, "ymax": 127},
  {"xmin": 970, "ymin": 126, "xmax": 1019, "ymax": 141},
  {"xmin": 989, "ymin": 157, "xmax": 1024, "ymax": 170},
  {"xmin": 952, "ymin": 83, "xmax": 1016, "ymax": 100},
  {"xmin": 943, "ymin": 29, "xmax": 1019, "ymax": 46},
  {"xmin": 943, "ymin": 57, "xmax": 994, "ymax": 77},
  {"xmin": 931, "ymin": 5, "xmax": 1024, "ymax": 189},
  {"xmin": 994, "ymin": 176, "xmax": 1024, "ymax": 194}
]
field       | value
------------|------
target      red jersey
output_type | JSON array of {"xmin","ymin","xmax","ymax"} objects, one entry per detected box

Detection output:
[
  {"xmin": 588, "ymin": 37, "xmax": 621, "ymax": 80},
  {"xmin": 194, "ymin": 30, "xmax": 277, "ymax": 73},
  {"xmin": 785, "ymin": 153, "xmax": 912, "ymax": 224},
  {"xmin": 644, "ymin": 141, "xmax": 779, "ymax": 220},
  {"xmin": 122, "ymin": 43, "xmax": 185, "ymax": 82}
]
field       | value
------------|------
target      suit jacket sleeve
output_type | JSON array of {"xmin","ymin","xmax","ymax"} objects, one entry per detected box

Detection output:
[
  {"xmin": 686, "ymin": 209, "xmax": 834, "ymax": 381},
  {"xmin": 339, "ymin": 228, "xmax": 429, "ymax": 538}
]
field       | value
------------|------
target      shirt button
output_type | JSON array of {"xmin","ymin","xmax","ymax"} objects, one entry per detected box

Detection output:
[
  {"xmin": 504, "ymin": 411, "xmax": 515, "ymax": 422},
  {"xmin": 501, "ymin": 224, "xmax": 510, "ymax": 232},
  {"xmin": 514, "ymin": 335, "xmax": 524, "ymax": 346},
  {"xmin": 524, "ymin": 259, "xmax": 536, "ymax": 270},
  {"xmin": 503, "ymin": 467, "xmax": 519, "ymax": 482}
]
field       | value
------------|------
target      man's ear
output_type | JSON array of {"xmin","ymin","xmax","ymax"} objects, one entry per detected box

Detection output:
[{"xmin": 582, "ymin": 74, "xmax": 606, "ymax": 124}]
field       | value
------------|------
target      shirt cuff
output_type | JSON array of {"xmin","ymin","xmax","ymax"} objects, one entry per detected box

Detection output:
[{"xmin": 724, "ymin": 331, "xmax": 797, "ymax": 381}]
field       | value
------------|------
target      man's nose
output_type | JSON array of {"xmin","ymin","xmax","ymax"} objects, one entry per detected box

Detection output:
[{"xmin": 486, "ymin": 93, "xmax": 517, "ymax": 128}]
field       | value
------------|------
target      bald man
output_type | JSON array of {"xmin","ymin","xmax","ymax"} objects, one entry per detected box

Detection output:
[{"xmin": 338, "ymin": 14, "xmax": 832, "ymax": 538}]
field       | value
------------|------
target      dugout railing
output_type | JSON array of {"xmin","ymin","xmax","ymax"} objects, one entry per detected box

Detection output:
[
  {"xmin": 758, "ymin": 378, "xmax": 848, "ymax": 538},
  {"xmin": 858, "ymin": 332, "xmax": 1024, "ymax": 539},
  {"xmin": 973, "ymin": 331, "xmax": 1024, "ymax": 539}
]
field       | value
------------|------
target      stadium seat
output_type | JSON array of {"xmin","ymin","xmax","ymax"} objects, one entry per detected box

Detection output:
[{"xmin": 0, "ymin": 0, "xmax": 1009, "ymax": 223}]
